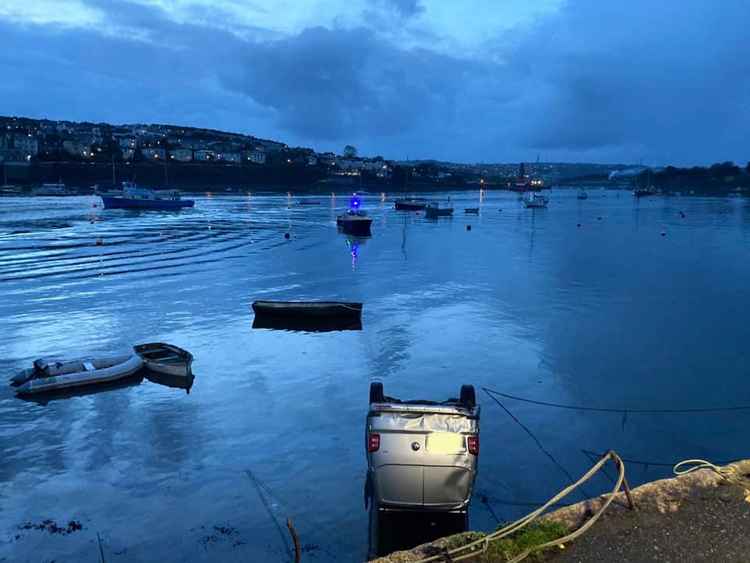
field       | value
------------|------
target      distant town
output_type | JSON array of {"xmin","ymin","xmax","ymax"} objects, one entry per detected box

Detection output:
[{"xmin": 1, "ymin": 115, "xmax": 747, "ymax": 194}]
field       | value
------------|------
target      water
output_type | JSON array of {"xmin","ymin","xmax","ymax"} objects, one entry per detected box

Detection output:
[{"xmin": 1, "ymin": 190, "xmax": 749, "ymax": 561}]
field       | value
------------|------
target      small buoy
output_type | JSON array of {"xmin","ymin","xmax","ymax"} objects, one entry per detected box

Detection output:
[
  {"xmin": 679, "ymin": 211, "xmax": 685, "ymax": 218},
  {"xmin": 90, "ymin": 220, "xmax": 95, "ymax": 224},
  {"xmin": 284, "ymin": 233, "xmax": 290, "ymax": 240},
  {"xmin": 466, "ymin": 225, "xmax": 471, "ymax": 231},
  {"xmin": 95, "ymin": 238, "xmax": 103, "ymax": 246},
  {"xmin": 498, "ymin": 209, "xmax": 502, "ymax": 212},
  {"xmin": 597, "ymin": 216, "xmax": 603, "ymax": 220},
  {"xmin": 661, "ymin": 231, "xmax": 666, "ymax": 236},
  {"xmin": 577, "ymin": 223, "xmax": 582, "ymax": 227},
  {"xmin": 92, "ymin": 203, "xmax": 98, "ymax": 208}
]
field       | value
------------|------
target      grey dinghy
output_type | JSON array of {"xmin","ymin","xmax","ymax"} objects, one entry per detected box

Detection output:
[{"xmin": 12, "ymin": 354, "xmax": 144, "ymax": 395}]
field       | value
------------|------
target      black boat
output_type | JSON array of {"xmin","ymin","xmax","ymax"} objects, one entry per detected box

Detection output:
[
  {"xmin": 337, "ymin": 210, "xmax": 373, "ymax": 236},
  {"xmin": 394, "ymin": 198, "xmax": 428, "ymax": 211},
  {"xmin": 252, "ymin": 301, "xmax": 363, "ymax": 319},
  {"xmin": 252, "ymin": 300, "xmax": 363, "ymax": 331},
  {"xmin": 425, "ymin": 203, "xmax": 454, "ymax": 218}
]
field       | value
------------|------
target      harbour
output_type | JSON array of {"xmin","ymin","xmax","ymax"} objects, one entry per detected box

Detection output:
[{"xmin": 1, "ymin": 189, "xmax": 749, "ymax": 561}]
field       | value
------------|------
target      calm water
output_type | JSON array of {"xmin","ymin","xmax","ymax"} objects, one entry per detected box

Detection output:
[{"xmin": 1, "ymin": 190, "xmax": 749, "ymax": 561}]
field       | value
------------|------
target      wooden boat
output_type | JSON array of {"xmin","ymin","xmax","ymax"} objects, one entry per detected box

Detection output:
[
  {"xmin": 464, "ymin": 207, "xmax": 479, "ymax": 214},
  {"xmin": 12, "ymin": 354, "xmax": 143, "ymax": 395},
  {"xmin": 134, "ymin": 343, "xmax": 193, "ymax": 378},
  {"xmin": 424, "ymin": 204, "xmax": 454, "ymax": 218},
  {"xmin": 252, "ymin": 301, "xmax": 363, "ymax": 320}
]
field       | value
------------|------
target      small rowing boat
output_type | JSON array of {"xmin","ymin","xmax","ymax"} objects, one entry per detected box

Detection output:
[
  {"xmin": 134, "ymin": 343, "xmax": 194, "ymax": 378},
  {"xmin": 252, "ymin": 301, "xmax": 363, "ymax": 331},
  {"xmin": 12, "ymin": 354, "xmax": 143, "ymax": 395},
  {"xmin": 253, "ymin": 300, "xmax": 362, "ymax": 318}
]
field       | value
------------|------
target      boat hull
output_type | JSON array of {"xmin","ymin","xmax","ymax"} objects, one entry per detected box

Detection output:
[
  {"xmin": 101, "ymin": 196, "xmax": 195, "ymax": 210},
  {"xmin": 425, "ymin": 208, "xmax": 454, "ymax": 218},
  {"xmin": 252, "ymin": 301, "xmax": 363, "ymax": 320},
  {"xmin": 395, "ymin": 201, "xmax": 427, "ymax": 211},
  {"xmin": 337, "ymin": 217, "xmax": 372, "ymax": 236}
]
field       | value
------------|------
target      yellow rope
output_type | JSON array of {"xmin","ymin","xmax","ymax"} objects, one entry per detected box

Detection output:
[{"xmin": 413, "ymin": 450, "xmax": 629, "ymax": 563}]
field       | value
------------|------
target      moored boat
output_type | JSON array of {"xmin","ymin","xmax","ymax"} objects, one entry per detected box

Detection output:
[
  {"xmin": 394, "ymin": 198, "xmax": 428, "ymax": 211},
  {"xmin": 577, "ymin": 189, "xmax": 588, "ymax": 200},
  {"xmin": 523, "ymin": 192, "xmax": 549, "ymax": 208},
  {"xmin": 32, "ymin": 183, "xmax": 69, "ymax": 196},
  {"xmin": 252, "ymin": 300, "xmax": 363, "ymax": 320},
  {"xmin": 12, "ymin": 354, "xmax": 143, "ymax": 395},
  {"xmin": 424, "ymin": 203, "xmax": 454, "ymax": 218},
  {"xmin": 464, "ymin": 207, "xmax": 479, "ymax": 214},
  {"xmin": 101, "ymin": 182, "xmax": 195, "ymax": 210},
  {"xmin": 134, "ymin": 343, "xmax": 193, "ymax": 378}
]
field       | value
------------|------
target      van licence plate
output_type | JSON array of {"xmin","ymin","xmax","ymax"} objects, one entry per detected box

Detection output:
[{"xmin": 426, "ymin": 432, "xmax": 465, "ymax": 454}]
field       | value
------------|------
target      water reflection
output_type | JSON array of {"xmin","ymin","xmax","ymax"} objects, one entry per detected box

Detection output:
[
  {"xmin": 368, "ymin": 510, "xmax": 467, "ymax": 559},
  {"xmin": 15, "ymin": 373, "xmax": 145, "ymax": 406}
]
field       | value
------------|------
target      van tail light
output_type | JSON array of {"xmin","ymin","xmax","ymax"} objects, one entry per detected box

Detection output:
[
  {"xmin": 467, "ymin": 435, "xmax": 479, "ymax": 455},
  {"xmin": 368, "ymin": 433, "xmax": 381, "ymax": 453}
]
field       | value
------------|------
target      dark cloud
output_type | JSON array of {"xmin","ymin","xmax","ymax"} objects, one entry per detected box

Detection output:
[
  {"xmin": 1, "ymin": 0, "xmax": 749, "ymax": 164},
  {"xmin": 501, "ymin": 0, "xmax": 750, "ymax": 164},
  {"xmin": 371, "ymin": 0, "xmax": 424, "ymax": 17},
  {"xmin": 221, "ymin": 26, "xmax": 482, "ymax": 144}
]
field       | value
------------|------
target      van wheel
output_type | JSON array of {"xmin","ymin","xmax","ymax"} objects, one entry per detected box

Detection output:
[
  {"xmin": 460, "ymin": 385, "xmax": 476, "ymax": 408},
  {"xmin": 370, "ymin": 382, "xmax": 385, "ymax": 404}
]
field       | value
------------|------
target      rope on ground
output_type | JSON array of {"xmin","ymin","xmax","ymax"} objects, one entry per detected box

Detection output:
[
  {"xmin": 413, "ymin": 450, "xmax": 632, "ymax": 563},
  {"xmin": 673, "ymin": 459, "xmax": 750, "ymax": 502},
  {"xmin": 584, "ymin": 449, "xmax": 733, "ymax": 469},
  {"xmin": 483, "ymin": 386, "xmax": 750, "ymax": 414},
  {"xmin": 673, "ymin": 459, "xmax": 738, "ymax": 479}
]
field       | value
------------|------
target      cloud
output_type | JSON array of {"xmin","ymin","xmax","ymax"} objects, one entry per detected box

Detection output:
[
  {"xmin": 499, "ymin": 0, "xmax": 750, "ymax": 164},
  {"xmin": 1, "ymin": 0, "xmax": 749, "ymax": 164},
  {"xmin": 371, "ymin": 0, "xmax": 424, "ymax": 18}
]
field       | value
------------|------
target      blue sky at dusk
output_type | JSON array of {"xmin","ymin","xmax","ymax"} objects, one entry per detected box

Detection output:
[{"xmin": 2, "ymin": 0, "xmax": 749, "ymax": 165}]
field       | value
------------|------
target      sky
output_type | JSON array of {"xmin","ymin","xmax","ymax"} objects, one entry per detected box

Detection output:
[{"xmin": 1, "ymin": 0, "xmax": 749, "ymax": 165}]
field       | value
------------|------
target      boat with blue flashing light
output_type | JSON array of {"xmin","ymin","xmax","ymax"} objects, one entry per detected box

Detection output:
[
  {"xmin": 100, "ymin": 182, "xmax": 195, "ymax": 210},
  {"xmin": 337, "ymin": 193, "xmax": 373, "ymax": 236}
]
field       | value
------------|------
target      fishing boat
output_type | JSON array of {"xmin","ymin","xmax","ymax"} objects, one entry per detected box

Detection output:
[
  {"xmin": 134, "ymin": 343, "xmax": 193, "ymax": 378},
  {"xmin": 464, "ymin": 207, "xmax": 479, "ymax": 214},
  {"xmin": 577, "ymin": 189, "xmax": 588, "ymax": 200},
  {"xmin": 252, "ymin": 303, "xmax": 363, "ymax": 331},
  {"xmin": 523, "ymin": 192, "xmax": 549, "ymax": 208},
  {"xmin": 424, "ymin": 203, "xmax": 454, "ymax": 218},
  {"xmin": 11, "ymin": 354, "xmax": 143, "ymax": 395},
  {"xmin": 100, "ymin": 182, "xmax": 195, "ymax": 210},
  {"xmin": 394, "ymin": 198, "xmax": 428, "ymax": 211}
]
